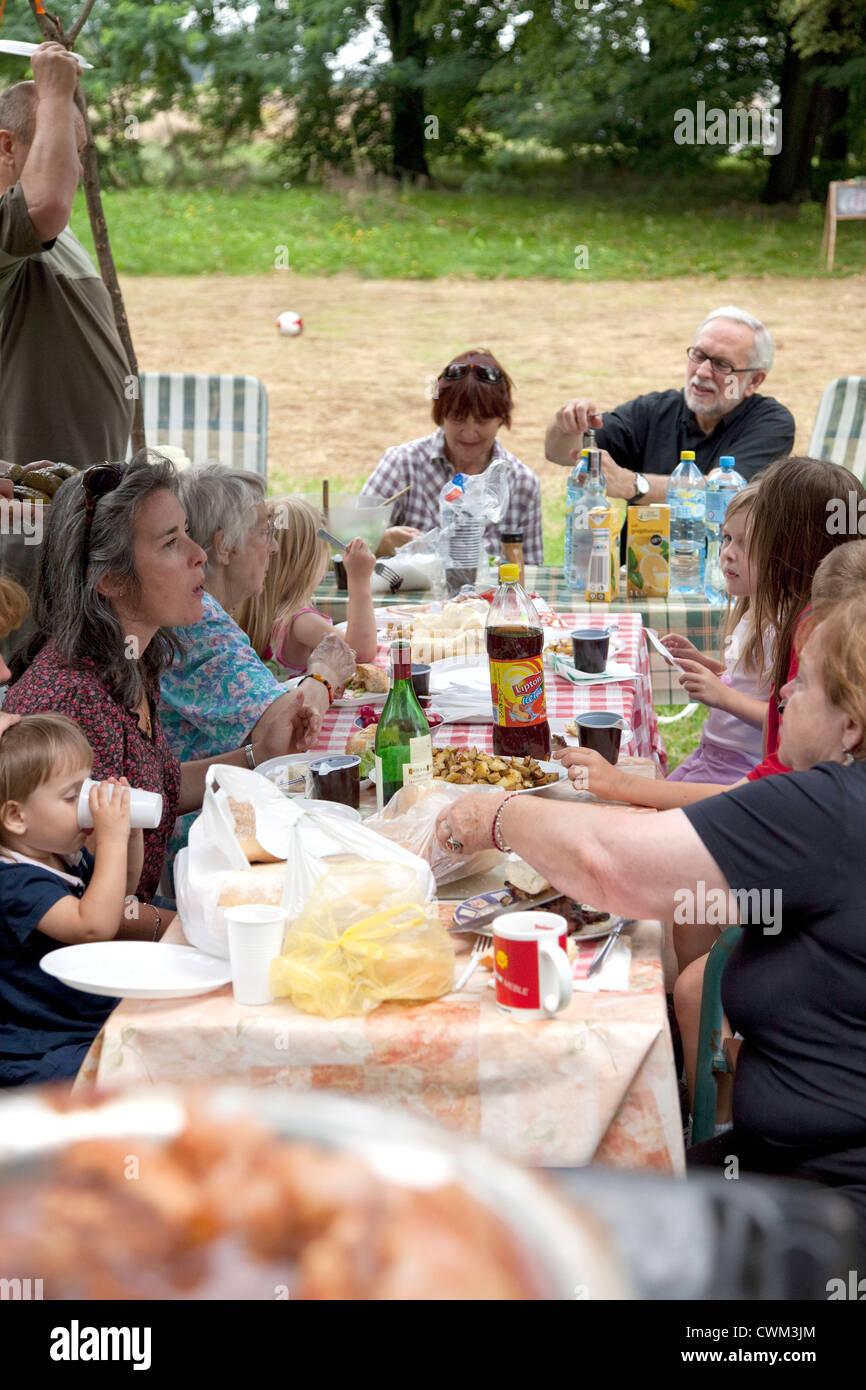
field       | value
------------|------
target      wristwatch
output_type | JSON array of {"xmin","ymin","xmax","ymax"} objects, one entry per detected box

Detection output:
[{"xmin": 627, "ymin": 472, "xmax": 650, "ymax": 503}]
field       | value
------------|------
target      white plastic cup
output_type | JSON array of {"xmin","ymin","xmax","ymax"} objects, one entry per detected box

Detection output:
[
  {"xmin": 77, "ymin": 778, "xmax": 163, "ymax": 830},
  {"xmin": 224, "ymin": 905, "xmax": 288, "ymax": 1006}
]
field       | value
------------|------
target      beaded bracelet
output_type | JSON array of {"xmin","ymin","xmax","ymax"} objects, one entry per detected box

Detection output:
[
  {"xmin": 491, "ymin": 792, "xmax": 521, "ymax": 854},
  {"xmin": 299, "ymin": 672, "xmax": 334, "ymax": 705}
]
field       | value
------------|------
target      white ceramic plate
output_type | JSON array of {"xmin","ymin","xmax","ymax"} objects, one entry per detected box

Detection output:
[
  {"xmin": 40, "ymin": 942, "xmax": 231, "ymax": 1000},
  {"xmin": 333, "ymin": 688, "xmax": 388, "ymax": 709},
  {"xmin": 428, "ymin": 656, "xmax": 490, "ymax": 698},
  {"xmin": 0, "ymin": 39, "xmax": 93, "ymax": 68}
]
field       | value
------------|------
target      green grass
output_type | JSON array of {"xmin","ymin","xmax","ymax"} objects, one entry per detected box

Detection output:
[
  {"xmin": 655, "ymin": 703, "xmax": 711, "ymax": 770},
  {"xmin": 69, "ymin": 175, "xmax": 866, "ymax": 279}
]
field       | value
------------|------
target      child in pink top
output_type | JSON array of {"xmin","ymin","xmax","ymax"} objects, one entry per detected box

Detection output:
[
  {"xmin": 234, "ymin": 496, "xmax": 378, "ymax": 677},
  {"xmin": 663, "ymin": 482, "xmax": 774, "ymax": 783}
]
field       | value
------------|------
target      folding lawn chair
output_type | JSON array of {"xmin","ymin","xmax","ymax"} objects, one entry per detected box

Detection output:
[
  {"xmin": 808, "ymin": 376, "xmax": 866, "ymax": 483},
  {"xmin": 131, "ymin": 372, "xmax": 269, "ymax": 477}
]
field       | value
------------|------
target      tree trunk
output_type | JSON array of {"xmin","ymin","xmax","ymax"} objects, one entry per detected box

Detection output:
[
  {"xmin": 381, "ymin": 0, "xmax": 430, "ymax": 179},
  {"xmin": 762, "ymin": 39, "xmax": 825, "ymax": 203}
]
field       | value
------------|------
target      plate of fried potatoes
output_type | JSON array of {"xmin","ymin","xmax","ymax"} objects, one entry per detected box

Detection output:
[{"xmin": 431, "ymin": 745, "xmax": 566, "ymax": 794}]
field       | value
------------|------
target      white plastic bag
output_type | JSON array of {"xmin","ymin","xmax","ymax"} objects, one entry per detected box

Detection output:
[
  {"xmin": 365, "ymin": 780, "xmax": 503, "ymax": 886},
  {"xmin": 175, "ymin": 765, "xmax": 436, "ymax": 958}
]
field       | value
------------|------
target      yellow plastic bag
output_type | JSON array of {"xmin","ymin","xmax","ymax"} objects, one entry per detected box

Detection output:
[{"xmin": 269, "ymin": 858, "xmax": 455, "ymax": 1018}]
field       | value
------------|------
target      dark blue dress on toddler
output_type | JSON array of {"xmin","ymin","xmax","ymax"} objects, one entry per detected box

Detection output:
[{"xmin": 0, "ymin": 848, "xmax": 119, "ymax": 1087}]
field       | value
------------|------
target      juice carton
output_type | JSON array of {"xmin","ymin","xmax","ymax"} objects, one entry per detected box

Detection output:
[
  {"xmin": 585, "ymin": 506, "xmax": 616, "ymax": 602},
  {"xmin": 627, "ymin": 505, "xmax": 670, "ymax": 598}
]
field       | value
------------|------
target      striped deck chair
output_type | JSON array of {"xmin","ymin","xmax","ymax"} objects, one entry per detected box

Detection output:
[
  {"xmin": 808, "ymin": 377, "xmax": 866, "ymax": 483},
  {"xmin": 131, "ymin": 373, "xmax": 268, "ymax": 477}
]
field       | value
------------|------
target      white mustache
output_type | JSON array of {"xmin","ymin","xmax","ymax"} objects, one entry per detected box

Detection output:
[{"xmin": 687, "ymin": 375, "xmax": 718, "ymax": 395}]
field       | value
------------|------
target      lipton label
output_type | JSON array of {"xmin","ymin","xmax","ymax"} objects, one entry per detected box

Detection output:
[{"xmin": 489, "ymin": 656, "xmax": 547, "ymax": 728}]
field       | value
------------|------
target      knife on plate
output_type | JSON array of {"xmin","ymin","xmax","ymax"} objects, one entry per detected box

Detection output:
[{"xmin": 448, "ymin": 891, "xmax": 564, "ymax": 935}]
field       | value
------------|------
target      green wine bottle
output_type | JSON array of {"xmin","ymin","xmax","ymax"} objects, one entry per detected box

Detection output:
[{"xmin": 374, "ymin": 639, "xmax": 433, "ymax": 810}]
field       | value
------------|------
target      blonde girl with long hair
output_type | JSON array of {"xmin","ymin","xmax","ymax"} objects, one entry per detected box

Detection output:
[{"xmin": 235, "ymin": 496, "xmax": 378, "ymax": 675}]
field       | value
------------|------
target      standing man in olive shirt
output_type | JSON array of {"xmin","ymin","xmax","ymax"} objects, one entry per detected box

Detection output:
[{"xmin": 0, "ymin": 44, "xmax": 134, "ymax": 469}]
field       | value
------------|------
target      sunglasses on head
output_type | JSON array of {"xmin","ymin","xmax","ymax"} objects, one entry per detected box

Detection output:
[
  {"xmin": 440, "ymin": 361, "xmax": 503, "ymax": 384},
  {"xmin": 80, "ymin": 463, "xmax": 123, "ymax": 571}
]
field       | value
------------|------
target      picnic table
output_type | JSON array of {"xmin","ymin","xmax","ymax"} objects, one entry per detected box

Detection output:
[
  {"xmin": 315, "ymin": 565, "xmax": 726, "ymax": 704},
  {"xmin": 76, "ymin": 903, "xmax": 683, "ymax": 1173},
  {"xmin": 76, "ymin": 606, "xmax": 683, "ymax": 1173},
  {"xmin": 320, "ymin": 610, "xmax": 665, "ymax": 770}
]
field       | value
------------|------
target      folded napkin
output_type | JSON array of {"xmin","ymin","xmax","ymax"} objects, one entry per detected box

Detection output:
[
  {"xmin": 551, "ymin": 653, "xmax": 638, "ymax": 685},
  {"xmin": 571, "ymin": 936, "xmax": 632, "ymax": 992}
]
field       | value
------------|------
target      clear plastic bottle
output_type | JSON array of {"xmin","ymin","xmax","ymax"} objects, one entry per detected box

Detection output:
[
  {"xmin": 485, "ymin": 564, "xmax": 550, "ymax": 760},
  {"xmin": 704, "ymin": 455, "xmax": 746, "ymax": 605},
  {"xmin": 569, "ymin": 448, "xmax": 607, "ymax": 592},
  {"xmin": 667, "ymin": 451, "xmax": 707, "ymax": 598},
  {"xmin": 439, "ymin": 473, "xmax": 484, "ymax": 594},
  {"xmin": 564, "ymin": 449, "xmax": 588, "ymax": 587}
]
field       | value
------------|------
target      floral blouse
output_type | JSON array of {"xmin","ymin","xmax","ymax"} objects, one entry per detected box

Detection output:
[
  {"xmin": 159, "ymin": 592, "xmax": 286, "ymax": 762},
  {"xmin": 4, "ymin": 645, "xmax": 181, "ymax": 902}
]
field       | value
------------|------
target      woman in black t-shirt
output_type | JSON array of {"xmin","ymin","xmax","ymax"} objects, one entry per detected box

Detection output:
[{"xmin": 432, "ymin": 595, "xmax": 866, "ymax": 1249}]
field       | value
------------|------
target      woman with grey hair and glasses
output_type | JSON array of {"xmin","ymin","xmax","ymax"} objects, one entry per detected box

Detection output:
[
  {"xmin": 159, "ymin": 464, "xmax": 354, "ymax": 769},
  {"xmin": 4, "ymin": 453, "xmax": 337, "ymax": 917}
]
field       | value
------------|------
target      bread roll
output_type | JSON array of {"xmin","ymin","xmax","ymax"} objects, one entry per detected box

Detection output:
[
  {"xmin": 355, "ymin": 663, "xmax": 389, "ymax": 694},
  {"xmin": 218, "ymin": 861, "xmax": 287, "ymax": 908},
  {"xmin": 345, "ymin": 726, "xmax": 377, "ymax": 756},
  {"xmin": 226, "ymin": 797, "xmax": 284, "ymax": 864}
]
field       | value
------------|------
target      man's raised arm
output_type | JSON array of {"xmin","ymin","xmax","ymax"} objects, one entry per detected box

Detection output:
[{"xmin": 18, "ymin": 44, "xmax": 82, "ymax": 244}]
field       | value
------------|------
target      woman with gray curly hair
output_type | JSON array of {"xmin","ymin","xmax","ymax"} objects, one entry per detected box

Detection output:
[
  {"xmin": 4, "ymin": 454, "xmax": 329, "ymax": 911},
  {"xmin": 158, "ymin": 463, "xmax": 354, "ymax": 765}
]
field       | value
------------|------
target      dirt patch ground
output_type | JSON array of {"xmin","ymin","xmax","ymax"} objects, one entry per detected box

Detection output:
[{"xmin": 121, "ymin": 273, "xmax": 866, "ymax": 498}]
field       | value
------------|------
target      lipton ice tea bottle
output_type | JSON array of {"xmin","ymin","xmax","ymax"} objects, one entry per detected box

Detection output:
[{"xmin": 485, "ymin": 564, "xmax": 551, "ymax": 760}]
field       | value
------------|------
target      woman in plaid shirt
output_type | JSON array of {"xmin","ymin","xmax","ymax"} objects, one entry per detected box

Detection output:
[{"xmin": 361, "ymin": 349, "xmax": 544, "ymax": 564}]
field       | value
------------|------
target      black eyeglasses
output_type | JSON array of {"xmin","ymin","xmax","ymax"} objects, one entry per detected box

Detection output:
[
  {"xmin": 687, "ymin": 347, "xmax": 754, "ymax": 378},
  {"xmin": 80, "ymin": 464, "xmax": 123, "ymax": 571},
  {"xmin": 440, "ymin": 362, "xmax": 504, "ymax": 384}
]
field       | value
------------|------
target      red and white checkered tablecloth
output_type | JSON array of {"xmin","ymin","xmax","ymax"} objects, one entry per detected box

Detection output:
[{"xmin": 311, "ymin": 613, "xmax": 667, "ymax": 772}]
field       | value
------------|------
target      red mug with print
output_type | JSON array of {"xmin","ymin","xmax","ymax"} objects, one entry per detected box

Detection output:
[{"xmin": 492, "ymin": 911, "xmax": 572, "ymax": 1019}]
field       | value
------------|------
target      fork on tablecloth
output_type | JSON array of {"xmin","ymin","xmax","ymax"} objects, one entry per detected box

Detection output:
[{"xmin": 454, "ymin": 934, "xmax": 488, "ymax": 992}]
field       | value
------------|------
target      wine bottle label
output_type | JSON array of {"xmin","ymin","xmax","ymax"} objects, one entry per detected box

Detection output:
[
  {"xmin": 403, "ymin": 734, "xmax": 433, "ymax": 786},
  {"xmin": 374, "ymin": 754, "xmax": 384, "ymax": 811},
  {"xmin": 489, "ymin": 656, "xmax": 547, "ymax": 728}
]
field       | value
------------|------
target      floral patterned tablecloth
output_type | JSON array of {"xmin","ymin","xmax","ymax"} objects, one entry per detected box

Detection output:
[{"xmin": 77, "ymin": 908, "xmax": 684, "ymax": 1175}]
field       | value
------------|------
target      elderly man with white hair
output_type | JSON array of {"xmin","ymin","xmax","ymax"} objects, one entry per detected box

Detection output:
[{"xmin": 544, "ymin": 306, "xmax": 795, "ymax": 502}]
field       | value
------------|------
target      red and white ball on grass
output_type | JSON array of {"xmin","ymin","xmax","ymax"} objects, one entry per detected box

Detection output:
[{"xmin": 277, "ymin": 311, "xmax": 303, "ymax": 337}]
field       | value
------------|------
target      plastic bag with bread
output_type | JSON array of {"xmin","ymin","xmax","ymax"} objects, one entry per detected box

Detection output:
[
  {"xmin": 174, "ymin": 764, "xmax": 435, "ymax": 959},
  {"xmin": 269, "ymin": 858, "xmax": 454, "ymax": 1017}
]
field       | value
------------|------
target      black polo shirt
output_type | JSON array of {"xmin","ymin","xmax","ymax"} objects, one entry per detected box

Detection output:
[{"xmin": 595, "ymin": 389, "xmax": 795, "ymax": 482}]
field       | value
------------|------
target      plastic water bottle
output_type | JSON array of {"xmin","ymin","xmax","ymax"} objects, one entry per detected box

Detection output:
[
  {"xmin": 564, "ymin": 449, "xmax": 588, "ymax": 586},
  {"xmin": 667, "ymin": 451, "xmax": 706, "ymax": 598},
  {"xmin": 439, "ymin": 473, "xmax": 484, "ymax": 594},
  {"xmin": 569, "ymin": 448, "xmax": 607, "ymax": 592},
  {"xmin": 704, "ymin": 455, "xmax": 746, "ymax": 604}
]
